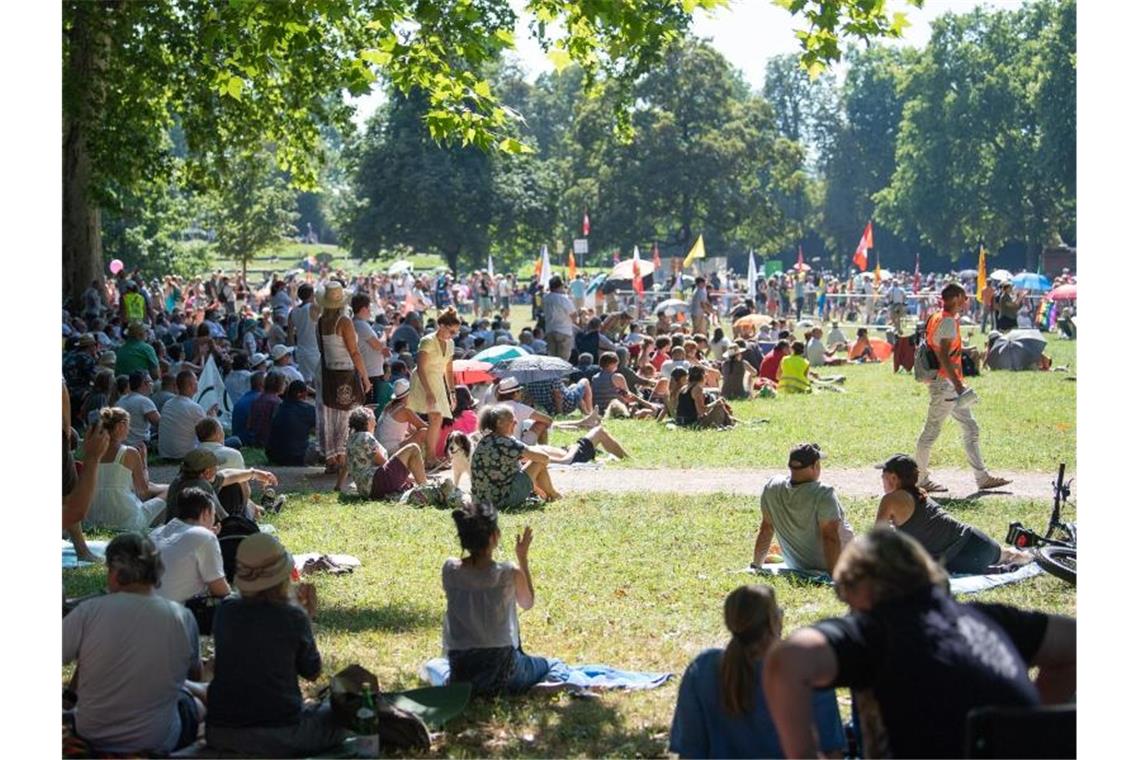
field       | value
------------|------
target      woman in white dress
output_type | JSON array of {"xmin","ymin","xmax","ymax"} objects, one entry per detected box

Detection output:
[
  {"xmin": 86, "ymin": 407, "xmax": 168, "ymax": 531},
  {"xmin": 407, "ymin": 307, "xmax": 460, "ymax": 468}
]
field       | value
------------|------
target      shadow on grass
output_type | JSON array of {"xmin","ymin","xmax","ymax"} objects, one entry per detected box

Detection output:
[
  {"xmin": 437, "ymin": 691, "xmax": 667, "ymax": 757},
  {"xmin": 316, "ymin": 601, "xmax": 439, "ymax": 634}
]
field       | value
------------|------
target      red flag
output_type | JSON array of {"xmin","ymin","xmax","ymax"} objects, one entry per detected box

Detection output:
[
  {"xmin": 852, "ymin": 221, "xmax": 873, "ymax": 272},
  {"xmin": 913, "ymin": 253, "xmax": 921, "ymax": 293},
  {"xmin": 632, "ymin": 246, "xmax": 644, "ymax": 295},
  {"xmin": 582, "ymin": 209, "xmax": 590, "ymax": 237},
  {"xmin": 652, "ymin": 242, "xmax": 661, "ymax": 269}
]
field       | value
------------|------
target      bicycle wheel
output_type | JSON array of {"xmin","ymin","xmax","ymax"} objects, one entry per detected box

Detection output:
[{"xmin": 1035, "ymin": 546, "xmax": 1076, "ymax": 586}]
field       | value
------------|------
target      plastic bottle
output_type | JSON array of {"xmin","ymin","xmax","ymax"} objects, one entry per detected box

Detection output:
[{"xmin": 355, "ymin": 684, "xmax": 379, "ymax": 758}]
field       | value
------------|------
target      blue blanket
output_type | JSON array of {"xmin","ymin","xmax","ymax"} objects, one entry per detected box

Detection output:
[
  {"xmin": 422, "ymin": 657, "xmax": 671, "ymax": 691},
  {"xmin": 62, "ymin": 539, "xmax": 108, "ymax": 569},
  {"xmin": 746, "ymin": 561, "xmax": 1045, "ymax": 595}
]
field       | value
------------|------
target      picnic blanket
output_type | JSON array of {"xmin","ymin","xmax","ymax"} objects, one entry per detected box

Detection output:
[
  {"xmin": 421, "ymin": 657, "xmax": 671, "ymax": 691},
  {"xmin": 746, "ymin": 561, "xmax": 1045, "ymax": 595},
  {"xmin": 62, "ymin": 539, "xmax": 107, "ymax": 569}
]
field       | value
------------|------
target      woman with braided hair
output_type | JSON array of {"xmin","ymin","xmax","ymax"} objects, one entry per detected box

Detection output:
[{"xmin": 668, "ymin": 584, "xmax": 844, "ymax": 758}]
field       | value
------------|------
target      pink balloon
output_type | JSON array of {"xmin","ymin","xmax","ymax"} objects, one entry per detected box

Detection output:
[{"xmin": 109, "ymin": 259, "xmax": 124, "ymax": 274}]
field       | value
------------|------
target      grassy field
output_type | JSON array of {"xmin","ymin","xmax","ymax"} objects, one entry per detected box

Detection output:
[
  {"xmin": 546, "ymin": 336, "xmax": 1076, "ymax": 472},
  {"xmin": 63, "ymin": 488, "xmax": 1075, "ymax": 757}
]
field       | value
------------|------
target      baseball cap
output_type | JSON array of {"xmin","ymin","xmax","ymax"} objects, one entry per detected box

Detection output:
[
  {"xmin": 874, "ymin": 453, "xmax": 919, "ymax": 480},
  {"xmin": 788, "ymin": 443, "xmax": 825, "ymax": 469},
  {"xmin": 182, "ymin": 447, "xmax": 219, "ymax": 473},
  {"xmin": 249, "ymin": 352, "xmax": 269, "ymax": 368}
]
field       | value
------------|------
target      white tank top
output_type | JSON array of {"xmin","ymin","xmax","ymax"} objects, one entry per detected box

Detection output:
[
  {"xmin": 321, "ymin": 317, "xmax": 354, "ymax": 370},
  {"xmin": 291, "ymin": 303, "xmax": 319, "ymax": 353},
  {"xmin": 376, "ymin": 408, "xmax": 410, "ymax": 453}
]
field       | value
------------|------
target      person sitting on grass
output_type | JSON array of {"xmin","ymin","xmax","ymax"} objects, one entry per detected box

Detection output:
[
  {"xmin": 64, "ymin": 533, "xmax": 207, "ymax": 756},
  {"xmin": 776, "ymin": 341, "xmax": 812, "ymax": 394},
  {"xmin": 443, "ymin": 503, "xmax": 568, "ymax": 696},
  {"xmin": 805, "ymin": 327, "xmax": 846, "ymax": 367},
  {"xmin": 373, "ymin": 377, "xmax": 428, "ymax": 457},
  {"xmin": 266, "ymin": 379, "xmax": 320, "ymax": 467},
  {"xmin": 669, "ymin": 584, "xmax": 845, "ymax": 759},
  {"xmin": 206, "ymin": 533, "xmax": 346, "ymax": 757},
  {"xmin": 591, "ymin": 351, "xmax": 659, "ymax": 419},
  {"xmin": 149, "ymin": 487, "xmax": 231, "ymax": 604},
  {"xmin": 873, "ymin": 454, "xmax": 1031, "ymax": 573},
  {"xmin": 762, "ymin": 529, "xmax": 1076, "ymax": 758},
  {"xmin": 719, "ymin": 345, "xmax": 754, "ymax": 401},
  {"xmin": 470, "ymin": 404, "xmax": 563, "ymax": 506},
  {"xmin": 758, "ymin": 340, "xmax": 790, "ymax": 385},
  {"xmin": 847, "ymin": 327, "xmax": 878, "ymax": 362},
  {"xmin": 86, "ymin": 407, "xmax": 169, "ymax": 532},
  {"xmin": 346, "ymin": 405, "xmax": 427, "ymax": 499},
  {"xmin": 676, "ymin": 366, "xmax": 735, "ymax": 429},
  {"xmin": 231, "ymin": 370, "xmax": 265, "ymax": 447},
  {"xmin": 662, "ymin": 366, "xmax": 693, "ymax": 420},
  {"xmin": 495, "ymin": 376, "xmax": 554, "ymax": 443},
  {"xmin": 753, "ymin": 443, "xmax": 854, "ymax": 575},
  {"xmin": 161, "ymin": 447, "xmax": 278, "ymax": 524}
]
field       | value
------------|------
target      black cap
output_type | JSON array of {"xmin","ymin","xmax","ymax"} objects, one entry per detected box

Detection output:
[
  {"xmin": 875, "ymin": 453, "xmax": 919, "ymax": 479},
  {"xmin": 788, "ymin": 443, "xmax": 824, "ymax": 469}
]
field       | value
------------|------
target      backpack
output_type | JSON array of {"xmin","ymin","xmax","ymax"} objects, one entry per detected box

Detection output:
[
  {"xmin": 913, "ymin": 318, "xmax": 941, "ymax": 383},
  {"xmin": 217, "ymin": 514, "xmax": 260, "ymax": 583}
]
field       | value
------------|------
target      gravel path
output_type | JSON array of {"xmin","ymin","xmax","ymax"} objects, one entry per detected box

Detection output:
[{"xmin": 151, "ymin": 464, "xmax": 1072, "ymax": 501}]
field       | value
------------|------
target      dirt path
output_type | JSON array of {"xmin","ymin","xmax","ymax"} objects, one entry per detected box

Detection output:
[{"xmin": 151, "ymin": 464, "xmax": 1072, "ymax": 501}]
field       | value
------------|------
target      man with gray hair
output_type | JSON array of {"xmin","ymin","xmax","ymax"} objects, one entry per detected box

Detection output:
[{"xmin": 63, "ymin": 533, "xmax": 207, "ymax": 755}]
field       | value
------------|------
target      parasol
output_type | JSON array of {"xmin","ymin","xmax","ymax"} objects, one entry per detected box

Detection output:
[
  {"xmin": 452, "ymin": 359, "xmax": 494, "ymax": 385},
  {"xmin": 1011, "ymin": 272, "xmax": 1052, "ymax": 292},
  {"xmin": 1049, "ymin": 284, "xmax": 1077, "ymax": 301},
  {"xmin": 654, "ymin": 298, "xmax": 689, "ymax": 315},
  {"xmin": 491, "ymin": 355, "xmax": 575, "ymax": 384},
  {"xmin": 387, "ymin": 260, "xmax": 414, "ymax": 275},
  {"xmin": 609, "ymin": 258, "xmax": 657, "ymax": 280},
  {"xmin": 472, "ymin": 345, "xmax": 527, "ymax": 365}
]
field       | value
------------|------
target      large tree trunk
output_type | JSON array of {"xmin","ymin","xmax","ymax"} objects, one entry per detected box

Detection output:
[
  {"xmin": 443, "ymin": 244, "xmax": 460, "ymax": 275},
  {"xmin": 62, "ymin": 2, "xmax": 106, "ymax": 308}
]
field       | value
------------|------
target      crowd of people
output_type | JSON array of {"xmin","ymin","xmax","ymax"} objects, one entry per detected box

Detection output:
[{"xmin": 60, "ymin": 260, "xmax": 1075, "ymax": 756}]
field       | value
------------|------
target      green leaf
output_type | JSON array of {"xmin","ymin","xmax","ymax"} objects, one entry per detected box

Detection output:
[
  {"xmin": 548, "ymin": 48, "xmax": 572, "ymax": 72},
  {"xmin": 360, "ymin": 48, "xmax": 392, "ymax": 67},
  {"xmin": 494, "ymin": 28, "xmax": 515, "ymax": 47},
  {"xmin": 225, "ymin": 76, "xmax": 244, "ymax": 100}
]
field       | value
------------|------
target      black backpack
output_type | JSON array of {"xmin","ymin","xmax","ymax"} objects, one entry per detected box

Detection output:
[{"xmin": 217, "ymin": 514, "xmax": 259, "ymax": 583}]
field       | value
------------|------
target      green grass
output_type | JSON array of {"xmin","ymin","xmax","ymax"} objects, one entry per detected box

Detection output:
[
  {"xmin": 545, "ymin": 335, "xmax": 1076, "ymax": 472},
  {"xmin": 63, "ymin": 490, "xmax": 1075, "ymax": 757},
  {"xmin": 210, "ymin": 242, "xmax": 449, "ymax": 279}
]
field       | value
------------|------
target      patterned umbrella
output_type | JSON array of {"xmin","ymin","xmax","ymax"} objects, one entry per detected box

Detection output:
[
  {"xmin": 609, "ymin": 258, "xmax": 658, "ymax": 280},
  {"xmin": 491, "ymin": 355, "xmax": 575, "ymax": 384},
  {"xmin": 472, "ymin": 345, "xmax": 527, "ymax": 365}
]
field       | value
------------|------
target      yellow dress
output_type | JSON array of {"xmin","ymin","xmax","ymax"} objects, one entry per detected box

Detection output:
[{"xmin": 407, "ymin": 331, "xmax": 454, "ymax": 415}]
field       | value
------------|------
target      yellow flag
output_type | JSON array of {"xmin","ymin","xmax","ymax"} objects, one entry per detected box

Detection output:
[
  {"xmin": 976, "ymin": 244, "xmax": 987, "ymax": 302},
  {"xmin": 682, "ymin": 234, "xmax": 706, "ymax": 268},
  {"xmin": 874, "ymin": 260, "xmax": 881, "ymax": 287}
]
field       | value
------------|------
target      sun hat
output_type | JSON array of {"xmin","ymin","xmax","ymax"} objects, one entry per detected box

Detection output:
[
  {"xmin": 874, "ymin": 453, "xmax": 919, "ymax": 480},
  {"xmin": 723, "ymin": 345, "xmax": 741, "ymax": 359},
  {"xmin": 97, "ymin": 350, "xmax": 117, "ymax": 368},
  {"xmin": 392, "ymin": 378, "xmax": 411, "ymax": 400},
  {"xmin": 78, "ymin": 334, "xmax": 96, "ymax": 349},
  {"xmin": 234, "ymin": 533, "xmax": 294, "ymax": 594},
  {"xmin": 182, "ymin": 447, "xmax": 219, "ymax": 473},
  {"xmin": 788, "ymin": 442, "xmax": 825, "ymax": 469},
  {"xmin": 318, "ymin": 281, "xmax": 346, "ymax": 309},
  {"xmin": 498, "ymin": 376, "xmax": 522, "ymax": 394},
  {"xmin": 249, "ymin": 352, "xmax": 269, "ymax": 368},
  {"xmin": 271, "ymin": 344, "xmax": 295, "ymax": 361}
]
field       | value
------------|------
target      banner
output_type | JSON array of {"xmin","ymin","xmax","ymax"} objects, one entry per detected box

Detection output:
[
  {"xmin": 682, "ymin": 234, "xmax": 706, "ymax": 268},
  {"xmin": 747, "ymin": 250, "xmax": 758, "ymax": 299},
  {"xmin": 976, "ymin": 245, "xmax": 987, "ymax": 302},
  {"xmin": 196, "ymin": 355, "xmax": 233, "ymax": 430},
  {"xmin": 539, "ymin": 245, "xmax": 552, "ymax": 288},
  {"xmin": 764, "ymin": 260, "xmax": 783, "ymax": 277},
  {"xmin": 632, "ymin": 245, "xmax": 644, "ymax": 295}
]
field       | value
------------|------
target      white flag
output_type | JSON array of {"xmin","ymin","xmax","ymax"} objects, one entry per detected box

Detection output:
[
  {"xmin": 539, "ymin": 245, "xmax": 552, "ymax": 288},
  {"xmin": 487, "ymin": 253, "xmax": 494, "ymax": 279},
  {"xmin": 195, "ymin": 354, "xmax": 233, "ymax": 431},
  {"xmin": 747, "ymin": 249, "xmax": 758, "ymax": 300}
]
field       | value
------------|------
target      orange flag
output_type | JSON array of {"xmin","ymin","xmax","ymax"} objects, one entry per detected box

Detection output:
[{"xmin": 568, "ymin": 249, "xmax": 577, "ymax": 280}]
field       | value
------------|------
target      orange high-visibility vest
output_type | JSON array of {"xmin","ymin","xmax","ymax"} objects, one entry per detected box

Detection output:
[{"xmin": 926, "ymin": 310, "xmax": 962, "ymax": 382}]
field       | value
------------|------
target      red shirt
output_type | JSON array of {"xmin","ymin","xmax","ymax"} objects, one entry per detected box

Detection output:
[{"xmin": 759, "ymin": 349, "xmax": 786, "ymax": 382}]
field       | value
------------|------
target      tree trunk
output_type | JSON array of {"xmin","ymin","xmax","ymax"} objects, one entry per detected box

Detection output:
[
  {"xmin": 443, "ymin": 244, "xmax": 460, "ymax": 275},
  {"xmin": 62, "ymin": 3, "xmax": 106, "ymax": 308}
]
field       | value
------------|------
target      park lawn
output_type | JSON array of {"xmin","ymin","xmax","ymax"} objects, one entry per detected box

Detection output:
[
  {"xmin": 63, "ymin": 490, "xmax": 1075, "ymax": 758},
  {"xmin": 548, "ymin": 336, "xmax": 1076, "ymax": 473},
  {"xmin": 210, "ymin": 242, "xmax": 449, "ymax": 279}
]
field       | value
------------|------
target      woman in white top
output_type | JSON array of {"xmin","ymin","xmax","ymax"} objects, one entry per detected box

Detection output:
[
  {"xmin": 86, "ymin": 407, "xmax": 169, "ymax": 532},
  {"xmin": 315, "ymin": 282, "xmax": 371, "ymax": 492},
  {"xmin": 375, "ymin": 378, "xmax": 427, "ymax": 455},
  {"xmin": 407, "ymin": 307, "xmax": 459, "ymax": 468},
  {"xmin": 288, "ymin": 283, "xmax": 321, "ymax": 384},
  {"xmin": 443, "ymin": 504, "xmax": 566, "ymax": 696}
]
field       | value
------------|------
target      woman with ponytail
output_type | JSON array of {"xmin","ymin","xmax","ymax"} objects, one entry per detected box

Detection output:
[
  {"xmin": 441, "ymin": 503, "xmax": 567, "ymax": 696},
  {"xmin": 669, "ymin": 584, "xmax": 844, "ymax": 758},
  {"xmin": 407, "ymin": 306, "xmax": 460, "ymax": 468}
]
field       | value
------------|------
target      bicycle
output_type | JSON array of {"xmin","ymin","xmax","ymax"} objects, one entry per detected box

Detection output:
[{"xmin": 1005, "ymin": 462, "xmax": 1076, "ymax": 585}]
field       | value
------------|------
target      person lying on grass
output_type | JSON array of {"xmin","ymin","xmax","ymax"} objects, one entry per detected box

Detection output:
[
  {"xmin": 522, "ymin": 423, "xmax": 630, "ymax": 465},
  {"xmin": 873, "ymin": 454, "xmax": 1032, "ymax": 573},
  {"xmin": 669, "ymin": 584, "xmax": 845, "ymax": 759},
  {"xmin": 64, "ymin": 533, "xmax": 207, "ymax": 756},
  {"xmin": 675, "ymin": 365, "xmax": 735, "ymax": 429},
  {"xmin": 443, "ymin": 503, "xmax": 568, "ymax": 696},
  {"xmin": 346, "ymin": 405, "xmax": 427, "ymax": 500},
  {"xmin": 753, "ymin": 443, "xmax": 854, "ymax": 575},
  {"xmin": 763, "ymin": 528, "xmax": 1076, "ymax": 758},
  {"xmin": 470, "ymin": 403, "xmax": 564, "ymax": 506},
  {"xmin": 206, "ymin": 533, "xmax": 344, "ymax": 757}
]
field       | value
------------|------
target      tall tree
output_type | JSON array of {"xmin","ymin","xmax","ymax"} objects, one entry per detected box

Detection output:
[{"xmin": 209, "ymin": 154, "xmax": 300, "ymax": 280}]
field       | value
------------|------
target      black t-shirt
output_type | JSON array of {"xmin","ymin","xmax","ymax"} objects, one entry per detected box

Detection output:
[
  {"xmin": 814, "ymin": 587, "xmax": 1045, "ymax": 758},
  {"xmin": 206, "ymin": 598, "xmax": 321, "ymax": 728}
]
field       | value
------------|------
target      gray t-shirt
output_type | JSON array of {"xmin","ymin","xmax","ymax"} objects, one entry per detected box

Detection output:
[
  {"xmin": 804, "ymin": 338, "xmax": 827, "ymax": 367},
  {"xmin": 63, "ymin": 592, "xmax": 199, "ymax": 754},
  {"xmin": 760, "ymin": 475, "xmax": 854, "ymax": 572},
  {"xmin": 690, "ymin": 286, "xmax": 709, "ymax": 317},
  {"xmin": 119, "ymin": 391, "xmax": 158, "ymax": 447},
  {"xmin": 543, "ymin": 291, "xmax": 575, "ymax": 337}
]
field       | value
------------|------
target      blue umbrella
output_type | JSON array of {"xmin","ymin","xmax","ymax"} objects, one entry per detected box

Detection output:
[
  {"xmin": 1011, "ymin": 272, "xmax": 1051, "ymax": 292},
  {"xmin": 472, "ymin": 345, "xmax": 527, "ymax": 365},
  {"xmin": 585, "ymin": 273, "xmax": 607, "ymax": 295}
]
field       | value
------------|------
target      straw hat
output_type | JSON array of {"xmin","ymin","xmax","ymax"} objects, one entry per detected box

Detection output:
[
  {"xmin": 234, "ymin": 533, "xmax": 294, "ymax": 594},
  {"xmin": 499, "ymin": 376, "xmax": 522, "ymax": 394},
  {"xmin": 318, "ymin": 281, "xmax": 346, "ymax": 310}
]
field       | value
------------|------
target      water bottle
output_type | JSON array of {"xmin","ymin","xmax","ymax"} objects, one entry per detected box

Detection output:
[{"xmin": 354, "ymin": 684, "xmax": 379, "ymax": 758}]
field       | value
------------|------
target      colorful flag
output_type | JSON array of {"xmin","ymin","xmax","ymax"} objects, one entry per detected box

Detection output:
[
  {"xmin": 683, "ymin": 234, "xmax": 706, "ymax": 268},
  {"xmin": 487, "ymin": 253, "xmax": 494, "ymax": 279},
  {"xmin": 976, "ymin": 244, "xmax": 987, "ymax": 302},
  {"xmin": 567, "ymin": 249, "xmax": 577, "ymax": 280},
  {"xmin": 534, "ymin": 255, "xmax": 542, "ymax": 278},
  {"xmin": 652, "ymin": 241, "xmax": 661, "ymax": 269},
  {"xmin": 582, "ymin": 209, "xmax": 590, "ymax": 237},
  {"xmin": 539, "ymin": 245, "xmax": 552, "ymax": 288},
  {"xmin": 747, "ymin": 249, "xmax": 758, "ymax": 299},
  {"xmin": 852, "ymin": 222, "xmax": 873, "ymax": 272},
  {"xmin": 874, "ymin": 257, "xmax": 881, "ymax": 287},
  {"xmin": 632, "ymin": 245, "xmax": 644, "ymax": 295},
  {"xmin": 913, "ymin": 253, "xmax": 921, "ymax": 293}
]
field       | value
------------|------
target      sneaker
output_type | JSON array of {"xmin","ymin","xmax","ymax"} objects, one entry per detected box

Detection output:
[
  {"xmin": 977, "ymin": 475, "xmax": 1012, "ymax": 490},
  {"xmin": 918, "ymin": 479, "xmax": 949, "ymax": 493}
]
